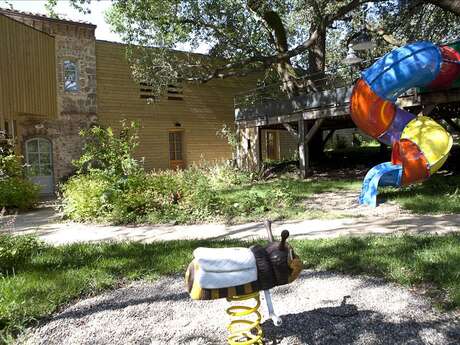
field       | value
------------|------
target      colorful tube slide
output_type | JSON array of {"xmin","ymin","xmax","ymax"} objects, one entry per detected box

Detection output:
[{"xmin": 351, "ymin": 41, "xmax": 460, "ymax": 207}]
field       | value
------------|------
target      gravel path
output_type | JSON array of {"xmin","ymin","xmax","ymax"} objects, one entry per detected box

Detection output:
[{"xmin": 19, "ymin": 271, "xmax": 459, "ymax": 345}]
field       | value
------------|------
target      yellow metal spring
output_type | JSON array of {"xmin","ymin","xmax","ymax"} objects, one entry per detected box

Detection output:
[{"xmin": 226, "ymin": 292, "xmax": 263, "ymax": 345}]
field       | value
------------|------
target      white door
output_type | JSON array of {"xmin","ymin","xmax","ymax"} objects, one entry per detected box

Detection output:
[{"xmin": 25, "ymin": 138, "xmax": 54, "ymax": 195}]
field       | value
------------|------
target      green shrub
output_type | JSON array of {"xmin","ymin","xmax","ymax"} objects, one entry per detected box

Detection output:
[
  {"xmin": 0, "ymin": 142, "xmax": 23, "ymax": 179},
  {"xmin": 74, "ymin": 120, "xmax": 141, "ymax": 177},
  {"xmin": 61, "ymin": 164, "xmax": 261, "ymax": 224},
  {"xmin": 0, "ymin": 234, "xmax": 45, "ymax": 273},
  {"xmin": 0, "ymin": 154, "xmax": 22, "ymax": 179},
  {"xmin": 60, "ymin": 173, "xmax": 112, "ymax": 221},
  {"xmin": 0, "ymin": 177, "xmax": 40, "ymax": 210},
  {"xmin": 62, "ymin": 118, "xmax": 288, "ymax": 225},
  {"xmin": 0, "ymin": 142, "xmax": 39, "ymax": 210},
  {"xmin": 207, "ymin": 162, "xmax": 253, "ymax": 188}
]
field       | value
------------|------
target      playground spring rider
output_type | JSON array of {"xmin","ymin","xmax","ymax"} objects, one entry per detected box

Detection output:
[{"xmin": 185, "ymin": 221, "xmax": 302, "ymax": 344}]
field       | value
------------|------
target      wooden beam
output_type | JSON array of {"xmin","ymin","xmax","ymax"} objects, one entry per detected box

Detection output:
[
  {"xmin": 256, "ymin": 126, "xmax": 263, "ymax": 170},
  {"xmin": 305, "ymin": 118, "xmax": 324, "ymax": 144},
  {"xmin": 421, "ymin": 88, "xmax": 460, "ymax": 105},
  {"xmin": 302, "ymin": 104, "xmax": 350, "ymax": 120},
  {"xmin": 283, "ymin": 123, "xmax": 298, "ymax": 137},
  {"xmin": 322, "ymin": 129, "xmax": 335, "ymax": 146},
  {"xmin": 298, "ymin": 119, "xmax": 309, "ymax": 179},
  {"xmin": 418, "ymin": 104, "xmax": 435, "ymax": 116},
  {"xmin": 444, "ymin": 117, "xmax": 460, "ymax": 133}
]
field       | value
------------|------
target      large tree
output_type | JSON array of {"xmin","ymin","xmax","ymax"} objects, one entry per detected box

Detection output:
[{"xmin": 49, "ymin": 0, "xmax": 460, "ymax": 97}]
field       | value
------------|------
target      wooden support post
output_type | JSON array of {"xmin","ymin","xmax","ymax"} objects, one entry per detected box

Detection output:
[
  {"xmin": 444, "ymin": 117, "xmax": 460, "ymax": 133},
  {"xmin": 379, "ymin": 142, "xmax": 387, "ymax": 156},
  {"xmin": 298, "ymin": 118, "xmax": 324, "ymax": 179},
  {"xmin": 298, "ymin": 119, "xmax": 309, "ymax": 179},
  {"xmin": 305, "ymin": 118, "xmax": 325, "ymax": 144},
  {"xmin": 256, "ymin": 126, "xmax": 263, "ymax": 170}
]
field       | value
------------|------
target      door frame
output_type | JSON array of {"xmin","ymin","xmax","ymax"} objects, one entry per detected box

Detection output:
[
  {"xmin": 24, "ymin": 137, "xmax": 55, "ymax": 194},
  {"xmin": 168, "ymin": 129, "xmax": 185, "ymax": 170},
  {"xmin": 265, "ymin": 130, "xmax": 280, "ymax": 161}
]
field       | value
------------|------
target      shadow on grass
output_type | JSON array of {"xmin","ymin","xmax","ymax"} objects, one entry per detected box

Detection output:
[
  {"xmin": 380, "ymin": 174, "xmax": 460, "ymax": 214},
  {"xmin": 2, "ymin": 234, "xmax": 460, "ymax": 343},
  {"xmin": 0, "ymin": 239, "xmax": 253, "ymax": 342}
]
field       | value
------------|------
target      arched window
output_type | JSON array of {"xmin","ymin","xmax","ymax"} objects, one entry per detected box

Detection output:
[{"xmin": 63, "ymin": 60, "xmax": 79, "ymax": 91}]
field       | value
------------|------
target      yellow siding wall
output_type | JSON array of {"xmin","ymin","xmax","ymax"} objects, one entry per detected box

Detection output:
[
  {"xmin": 279, "ymin": 130, "xmax": 298, "ymax": 159},
  {"xmin": 0, "ymin": 14, "xmax": 57, "ymax": 126},
  {"xmin": 260, "ymin": 129, "xmax": 298, "ymax": 161},
  {"xmin": 96, "ymin": 41, "xmax": 254, "ymax": 170}
]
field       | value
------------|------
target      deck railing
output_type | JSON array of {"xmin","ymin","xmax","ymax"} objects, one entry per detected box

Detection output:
[
  {"xmin": 234, "ymin": 66, "xmax": 362, "ymax": 123},
  {"xmin": 234, "ymin": 66, "xmax": 363, "ymax": 123}
]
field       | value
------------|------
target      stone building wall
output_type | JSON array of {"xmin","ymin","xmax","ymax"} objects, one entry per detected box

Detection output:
[
  {"xmin": 18, "ymin": 115, "xmax": 94, "ymax": 181},
  {"xmin": 2, "ymin": 10, "xmax": 97, "ymax": 184}
]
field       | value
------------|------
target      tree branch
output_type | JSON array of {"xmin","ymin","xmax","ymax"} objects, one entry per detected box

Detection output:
[
  {"xmin": 247, "ymin": 5, "xmax": 277, "ymax": 47},
  {"xmin": 366, "ymin": 24, "xmax": 405, "ymax": 46},
  {"xmin": 309, "ymin": 0, "xmax": 324, "ymax": 23},
  {"xmin": 183, "ymin": 0, "xmax": 389, "ymax": 84},
  {"xmin": 428, "ymin": 0, "xmax": 460, "ymax": 16},
  {"xmin": 327, "ymin": 0, "xmax": 385, "ymax": 24}
]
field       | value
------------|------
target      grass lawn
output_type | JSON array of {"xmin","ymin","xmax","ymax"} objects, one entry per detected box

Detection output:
[
  {"xmin": 217, "ymin": 177, "xmax": 361, "ymax": 223},
  {"xmin": 1, "ymin": 233, "xmax": 459, "ymax": 343},
  {"xmin": 219, "ymin": 172, "xmax": 460, "ymax": 220},
  {"xmin": 380, "ymin": 174, "xmax": 460, "ymax": 214}
]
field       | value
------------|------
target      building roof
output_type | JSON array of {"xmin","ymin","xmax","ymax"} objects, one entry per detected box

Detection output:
[{"xmin": 0, "ymin": 7, "xmax": 96, "ymax": 28}]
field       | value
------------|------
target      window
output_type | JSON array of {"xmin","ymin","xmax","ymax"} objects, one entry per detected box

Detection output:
[
  {"xmin": 63, "ymin": 60, "xmax": 79, "ymax": 91},
  {"xmin": 139, "ymin": 82, "xmax": 157, "ymax": 101},
  {"xmin": 25, "ymin": 138, "xmax": 53, "ymax": 177},
  {"xmin": 167, "ymin": 84, "xmax": 184, "ymax": 101},
  {"xmin": 139, "ymin": 83, "xmax": 183, "ymax": 101},
  {"xmin": 169, "ymin": 131, "xmax": 183, "ymax": 161},
  {"xmin": 1, "ymin": 120, "xmax": 16, "ymax": 139}
]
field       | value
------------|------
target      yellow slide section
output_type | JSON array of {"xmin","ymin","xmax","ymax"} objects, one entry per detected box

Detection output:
[{"xmin": 400, "ymin": 116, "xmax": 453, "ymax": 174}]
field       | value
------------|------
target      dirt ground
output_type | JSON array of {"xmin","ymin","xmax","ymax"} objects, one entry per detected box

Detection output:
[{"xmin": 304, "ymin": 190, "xmax": 407, "ymax": 219}]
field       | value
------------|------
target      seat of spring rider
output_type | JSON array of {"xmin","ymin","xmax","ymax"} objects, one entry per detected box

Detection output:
[{"xmin": 193, "ymin": 247, "xmax": 257, "ymax": 289}]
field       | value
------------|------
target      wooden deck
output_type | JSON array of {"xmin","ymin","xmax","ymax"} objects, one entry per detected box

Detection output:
[
  {"xmin": 235, "ymin": 80, "xmax": 460, "ymax": 178},
  {"xmin": 235, "ymin": 84, "xmax": 460, "ymax": 128}
]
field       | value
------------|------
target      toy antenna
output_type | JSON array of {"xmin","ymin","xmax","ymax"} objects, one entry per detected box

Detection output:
[{"xmin": 264, "ymin": 220, "xmax": 274, "ymax": 242}]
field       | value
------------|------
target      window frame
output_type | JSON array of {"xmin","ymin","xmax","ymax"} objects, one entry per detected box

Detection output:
[
  {"xmin": 25, "ymin": 137, "xmax": 53, "ymax": 177},
  {"xmin": 63, "ymin": 60, "xmax": 79, "ymax": 92}
]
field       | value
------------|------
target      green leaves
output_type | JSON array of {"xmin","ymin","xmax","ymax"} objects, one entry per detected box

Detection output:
[
  {"xmin": 0, "ymin": 142, "xmax": 39, "ymax": 210},
  {"xmin": 0, "ymin": 142, "xmax": 22, "ymax": 180},
  {"xmin": 74, "ymin": 120, "xmax": 141, "ymax": 177},
  {"xmin": 49, "ymin": 0, "xmax": 460, "ymax": 97}
]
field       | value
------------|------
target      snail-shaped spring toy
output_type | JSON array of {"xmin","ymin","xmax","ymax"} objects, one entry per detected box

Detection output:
[{"xmin": 185, "ymin": 221, "xmax": 302, "ymax": 344}]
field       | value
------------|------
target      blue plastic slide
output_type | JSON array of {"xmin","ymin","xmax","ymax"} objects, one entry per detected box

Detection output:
[{"xmin": 359, "ymin": 162, "xmax": 403, "ymax": 207}]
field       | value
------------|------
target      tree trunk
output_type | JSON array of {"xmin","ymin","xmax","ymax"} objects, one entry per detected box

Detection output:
[
  {"xmin": 307, "ymin": 23, "xmax": 327, "ymax": 81},
  {"xmin": 277, "ymin": 59, "xmax": 300, "ymax": 97},
  {"xmin": 305, "ymin": 24, "xmax": 327, "ymax": 162}
]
